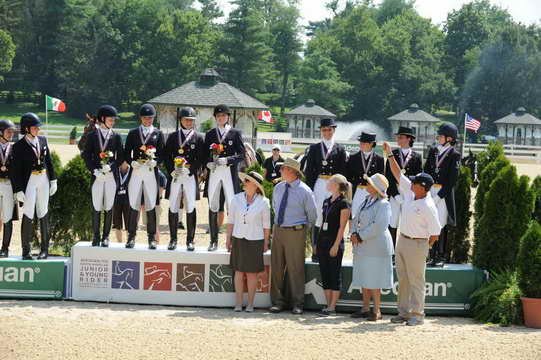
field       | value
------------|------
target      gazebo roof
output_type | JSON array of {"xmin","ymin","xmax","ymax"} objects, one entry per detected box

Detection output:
[
  {"xmin": 387, "ymin": 104, "xmax": 439, "ymax": 123},
  {"xmin": 284, "ymin": 99, "xmax": 336, "ymax": 118},
  {"xmin": 148, "ymin": 69, "xmax": 268, "ymax": 110},
  {"xmin": 494, "ymin": 107, "xmax": 541, "ymax": 126}
]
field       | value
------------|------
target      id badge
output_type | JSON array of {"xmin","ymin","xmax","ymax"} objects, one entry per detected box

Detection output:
[
  {"xmin": 118, "ymin": 190, "xmax": 126, "ymax": 195},
  {"xmin": 271, "ymin": 172, "xmax": 277, "ymax": 177},
  {"xmin": 322, "ymin": 222, "xmax": 328, "ymax": 231}
]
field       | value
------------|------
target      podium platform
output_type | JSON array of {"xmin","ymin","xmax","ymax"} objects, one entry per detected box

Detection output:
[
  {"xmin": 71, "ymin": 242, "xmax": 272, "ymax": 308},
  {"xmin": 0, "ymin": 256, "xmax": 69, "ymax": 299},
  {"xmin": 304, "ymin": 260, "xmax": 487, "ymax": 316}
]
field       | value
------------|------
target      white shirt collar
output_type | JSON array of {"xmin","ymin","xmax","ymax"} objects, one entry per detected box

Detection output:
[
  {"xmin": 26, "ymin": 135, "xmax": 39, "ymax": 146},
  {"xmin": 362, "ymin": 150, "xmax": 373, "ymax": 159},
  {"xmin": 0, "ymin": 142, "xmax": 8, "ymax": 150},
  {"xmin": 437, "ymin": 144, "xmax": 450, "ymax": 154},
  {"xmin": 401, "ymin": 147, "xmax": 411, "ymax": 156},
  {"xmin": 217, "ymin": 124, "xmax": 231, "ymax": 136},
  {"xmin": 99, "ymin": 126, "xmax": 110, "ymax": 136},
  {"xmin": 322, "ymin": 138, "xmax": 334, "ymax": 150},
  {"xmin": 181, "ymin": 128, "xmax": 193, "ymax": 136},
  {"xmin": 140, "ymin": 125, "xmax": 154, "ymax": 134}
]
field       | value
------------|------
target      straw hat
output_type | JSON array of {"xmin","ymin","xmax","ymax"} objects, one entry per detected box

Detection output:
[
  {"xmin": 238, "ymin": 171, "xmax": 266, "ymax": 196},
  {"xmin": 280, "ymin": 157, "xmax": 304, "ymax": 178},
  {"xmin": 363, "ymin": 173, "xmax": 389, "ymax": 198}
]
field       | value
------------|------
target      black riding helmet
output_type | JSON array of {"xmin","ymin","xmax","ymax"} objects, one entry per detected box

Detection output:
[{"xmin": 20, "ymin": 113, "xmax": 42, "ymax": 135}]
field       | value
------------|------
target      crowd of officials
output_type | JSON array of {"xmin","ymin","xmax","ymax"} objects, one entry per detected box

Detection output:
[{"xmin": 0, "ymin": 103, "xmax": 460, "ymax": 325}]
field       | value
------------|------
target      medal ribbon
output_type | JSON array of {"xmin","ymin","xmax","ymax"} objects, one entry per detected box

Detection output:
[
  {"xmin": 435, "ymin": 147, "xmax": 451, "ymax": 171},
  {"xmin": 216, "ymin": 125, "xmax": 231, "ymax": 145},
  {"xmin": 320, "ymin": 142, "xmax": 334, "ymax": 163},
  {"xmin": 25, "ymin": 138, "xmax": 40, "ymax": 161},
  {"xmin": 178, "ymin": 129, "xmax": 195, "ymax": 152},
  {"xmin": 98, "ymin": 128, "xmax": 112, "ymax": 152},
  {"xmin": 399, "ymin": 149, "xmax": 412, "ymax": 169},
  {"xmin": 139, "ymin": 126, "xmax": 154, "ymax": 146},
  {"xmin": 0, "ymin": 143, "xmax": 11, "ymax": 167},
  {"xmin": 361, "ymin": 152, "xmax": 374, "ymax": 174}
]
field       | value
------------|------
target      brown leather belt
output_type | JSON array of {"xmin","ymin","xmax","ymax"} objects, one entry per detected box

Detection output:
[
  {"xmin": 400, "ymin": 233, "xmax": 427, "ymax": 241},
  {"xmin": 31, "ymin": 169, "xmax": 46, "ymax": 175},
  {"xmin": 279, "ymin": 224, "xmax": 305, "ymax": 230}
]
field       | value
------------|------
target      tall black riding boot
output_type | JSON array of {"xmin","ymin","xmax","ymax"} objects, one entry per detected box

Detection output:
[
  {"xmin": 0, "ymin": 220, "xmax": 13, "ymax": 257},
  {"xmin": 21, "ymin": 215, "xmax": 33, "ymax": 260},
  {"xmin": 101, "ymin": 210, "xmax": 113, "ymax": 247},
  {"xmin": 311, "ymin": 226, "xmax": 319, "ymax": 263},
  {"xmin": 208, "ymin": 210, "xmax": 218, "ymax": 251},
  {"xmin": 37, "ymin": 213, "xmax": 50, "ymax": 260},
  {"xmin": 125, "ymin": 208, "xmax": 139, "ymax": 249},
  {"xmin": 92, "ymin": 210, "xmax": 101, "ymax": 246},
  {"xmin": 186, "ymin": 210, "xmax": 197, "ymax": 251},
  {"xmin": 168, "ymin": 210, "xmax": 178, "ymax": 250},
  {"xmin": 435, "ymin": 226, "xmax": 447, "ymax": 267},
  {"xmin": 146, "ymin": 209, "xmax": 157, "ymax": 250}
]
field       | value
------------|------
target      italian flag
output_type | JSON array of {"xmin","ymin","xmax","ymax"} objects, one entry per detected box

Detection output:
[{"xmin": 46, "ymin": 95, "xmax": 66, "ymax": 112}]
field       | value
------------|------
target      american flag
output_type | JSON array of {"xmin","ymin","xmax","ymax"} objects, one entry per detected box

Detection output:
[{"xmin": 465, "ymin": 113, "xmax": 481, "ymax": 132}]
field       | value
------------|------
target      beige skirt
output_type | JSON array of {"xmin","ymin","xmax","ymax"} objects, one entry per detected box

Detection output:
[{"xmin": 230, "ymin": 237, "xmax": 264, "ymax": 273}]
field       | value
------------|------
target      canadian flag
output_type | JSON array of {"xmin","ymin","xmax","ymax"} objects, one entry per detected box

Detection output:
[{"xmin": 258, "ymin": 110, "xmax": 273, "ymax": 123}]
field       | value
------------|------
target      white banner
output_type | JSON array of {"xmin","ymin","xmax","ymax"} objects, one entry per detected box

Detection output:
[
  {"xmin": 71, "ymin": 242, "xmax": 271, "ymax": 308},
  {"xmin": 257, "ymin": 132, "xmax": 292, "ymax": 152}
]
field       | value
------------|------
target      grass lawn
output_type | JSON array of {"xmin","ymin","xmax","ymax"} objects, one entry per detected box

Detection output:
[{"xmin": 0, "ymin": 102, "xmax": 136, "ymax": 128}]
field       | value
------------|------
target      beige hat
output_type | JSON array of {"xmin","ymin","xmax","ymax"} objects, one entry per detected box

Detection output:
[
  {"xmin": 238, "ymin": 171, "xmax": 266, "ymax": 196},
  {"xmin": 364, "ymin": 173, "xmax": 389, "ymax": 198},
  {"xmin": 280, "ymin": 157, "xmax": 304, "ymax": 178}
]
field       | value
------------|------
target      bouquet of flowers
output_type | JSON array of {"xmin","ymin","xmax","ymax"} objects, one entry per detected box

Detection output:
[
  {"xmin": 139, "ymin": 145, "xmax": 156, "ymax": 163},
  {"xmin": 210, "ymin": 143, "xmax": 224, "ymax": 157},
  {"xmin": 99, "ymin": 151, "xmax": 114, "ymax": 166},
  {"xmin": 174, "ymin": 156, "xmax": 187, "ymax": 168}
]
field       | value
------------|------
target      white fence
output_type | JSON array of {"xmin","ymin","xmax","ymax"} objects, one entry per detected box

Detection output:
[
  {"xmin": 39, "ymin": 125, "xmax": 130, "ymax": 140},
  {"xmin": 464, "ymin": 143, "xmax": 541, "ymax": 164}
]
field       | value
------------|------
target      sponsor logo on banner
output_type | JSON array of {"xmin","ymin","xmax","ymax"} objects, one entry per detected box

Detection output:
[
  {"xmin": 176, "ymin": 264, "xmax": 205, "ymax": 292},
  {"xmin": 0, "ymin": 266, "xmax": 38, "ymax": 283},
  {"xmin": 143, "ymin": 262, "xmax": 172, "ymax": 291},
  {"xmin": 79, "ymin": 258, "xmax": 109, "ymax": 288},
  {"xmin": 111, "ymin": 261, "xmax": 140, "ymax": 290}
]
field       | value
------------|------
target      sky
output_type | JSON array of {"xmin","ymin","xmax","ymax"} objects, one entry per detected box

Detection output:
[{"xmin": 213, "ymin": 0, "xmax": 540, "ymax": 27}]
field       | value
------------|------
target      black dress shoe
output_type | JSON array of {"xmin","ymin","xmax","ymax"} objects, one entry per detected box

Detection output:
[
  {"xmin": 168, "ymin": 241, "xmax": 177, "ymax": 251},
  {"xmin": 187, "ymin": 242, "xmax": 195, "ymax": 251},
  {"xmin": 37, "ymin": 251, "xmax": 48, "ymax": 260},
  {"xmin": 0, "ymin": 249, "xmax": 8, "ymax": 257},
  {"xmin": 149, "ymin": 240, "xmax": 157, "ymax": 250},
  {"xmin": 291, "ymin": 307, "xmax": 303, "ymax": 315},
  {"xmin": 311, "ymin": 254, "xmax": 319, "ymax": 263},
  {"xmin": 101, "ymin": 238, "xmax": 110, "ymax": 247},
  {"xmin": 208, "ymin": 242, "xmax": 218, "ymax": 252},
  {"xmin": 125, "ymin": 239, "xmax": 135, "ymax": 249},
  {"xmin": 22, "ymin": 254, "xmax": 33, "ymax": 260}
]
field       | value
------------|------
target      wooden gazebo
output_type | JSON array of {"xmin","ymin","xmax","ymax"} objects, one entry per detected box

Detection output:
[
  {"xmin": 495, "ymin": 107, "xmax": 541, "ymax": 145},
  {"xmin": 387, "ymin": 104, "xmax": 439, "ymax": 144}
]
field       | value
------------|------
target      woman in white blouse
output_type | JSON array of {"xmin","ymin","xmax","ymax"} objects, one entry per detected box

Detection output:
[{"xmin": 226, "ymin": 171, "xmax": 271, "ymax": 312}]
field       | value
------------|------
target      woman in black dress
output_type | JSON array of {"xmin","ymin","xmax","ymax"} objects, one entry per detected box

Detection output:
[{"xmin": 317, "ymin": 174, "xmax": 351, "ymax": 316}]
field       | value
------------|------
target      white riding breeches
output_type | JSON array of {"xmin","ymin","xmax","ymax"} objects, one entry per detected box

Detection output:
[
  {"xmin": 0, "ymin": 180, "xmax": 14, "ymax": 223},
  {"xmin": 430, "ymin": 186, "xmax": 448, "ymax": 228},
  {"xmin": 23, "ymin": 172, "xmax": 49, "ymax": 219},
  {"xmin": 208, "ymin": 165, "xmax": 235, "ymax": 213},
  {"xmin": 128, "ymin": 164, "xmax": 157, "ymax": 211},
  {"xmin": 91, "ymin": 172, "xmax": 116, "ymax": 212},
  {"xmin": 169, "ymin": 174, "xmax": 196, "ymax": 214},
  {"xmin": 314, "ymin": 178, "xmax": 331, "ymax": 227}
]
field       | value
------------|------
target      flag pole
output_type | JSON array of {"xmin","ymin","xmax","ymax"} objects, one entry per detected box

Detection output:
[
  {"xmin": 462, "ymin": 112, "xmax": 467, "ymax": 156},
  {"xmin": 45, "ymin": 94, "xmax": 48, "ymax": 138}
]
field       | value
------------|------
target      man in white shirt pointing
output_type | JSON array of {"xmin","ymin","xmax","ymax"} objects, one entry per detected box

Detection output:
[{"xmin": 383, "ymin": 141, "xmax": 441, "ymax": 326}]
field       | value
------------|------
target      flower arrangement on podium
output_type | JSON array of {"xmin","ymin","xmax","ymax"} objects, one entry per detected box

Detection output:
[
  {"xmin": 138, "ymin": 145, "xmax": 156, "ymax": 163},
  {"xmin": 210, "ymin": 143, "xmax": 224, "ymax": 156},
  {"xmin": 99, "ymin": 151, "xmax": 114, "ymax": 165},
  {"xmin": 172, "ymin": 156, "xmax": 189, "ymax": 182}
]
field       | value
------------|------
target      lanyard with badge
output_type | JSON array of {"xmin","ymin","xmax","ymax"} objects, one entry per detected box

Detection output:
[
  {"xmin": 322, "ymin": 196, "xmax": 342, "ymax": 231},
  {"xmin": 118, "ymin": 170, "xmax": 129, "ymax": 195},
  {"xmin": 243, "ymin": 194, "xmax": 258, "ymax": 224},
  {"xmin": 271, "ymin": 158, "xmax": 280, "ymax": 178},
  {"xmin": 354, "ymin": 196, "xmax": 378, "ymax": 221}
]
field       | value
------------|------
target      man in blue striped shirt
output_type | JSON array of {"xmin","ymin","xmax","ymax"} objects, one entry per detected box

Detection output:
[{"xmin": 270, "ymin": 158, "xmax": 317, "ymax": 315}]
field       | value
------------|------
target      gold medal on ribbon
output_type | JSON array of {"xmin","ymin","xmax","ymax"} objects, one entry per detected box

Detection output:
[{"xmin": 178, "ymin": 148, "xmax": 184, "ymax": 155}]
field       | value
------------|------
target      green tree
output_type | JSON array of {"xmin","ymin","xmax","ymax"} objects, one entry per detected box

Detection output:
[
  {"xmin": 444, "ymin": 0, "xmax": 512, "ymax": 88},
  {"xmin": 219, "ymin": 0, "xmax": 275, "ymax": 95},
  {"xmin": 269, "ymin": 3, "xmax": 302, "ymax": 114},
  {"xmin": 517, "ymin": 221, "xmax": 541, "ymax": 299},
  {"xmin": 532, "ymin": 176, "xmax": 541, "ymax": 224},
  {"xmin": 375, "ymin": 0, "xmax": 415, "ymax": 25},
  {"xmin": 473, "ymin": 165, "xmax": 534, "ymax": 273},
  {"xmin": 0, "ymin": 29, "xmax": 15, "ymax": 80}
]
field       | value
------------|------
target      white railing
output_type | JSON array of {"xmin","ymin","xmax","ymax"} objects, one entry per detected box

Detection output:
[{"xmin": 463, "ymin": 143, "xmax": 541, "ymax": 164}]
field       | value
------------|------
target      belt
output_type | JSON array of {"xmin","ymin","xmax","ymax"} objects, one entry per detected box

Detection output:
[
  {"xmin": 31, "ymin": 169, "xmax": 46, "ymax": 175},
  {"xmin": 432, "ymin": 184, "xmax": 442, "ymax": 188},
  {"xmin": 357, "ymin": 185, "xmax": 368, "ymax": 189},
  {"xmin": 0, "ymin": 178, "xmax": 9, "ymax": 182},
  {"xmin": 318, "ymin": 175, "xmax": 331, "ymax": 179},
  {"xmin": 400, "ymin": 233, "xmax": 427, "ymax": 241},
  {"xmin": 279, "ymin": 224, "xmax": 305, "ymax": 230}
]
